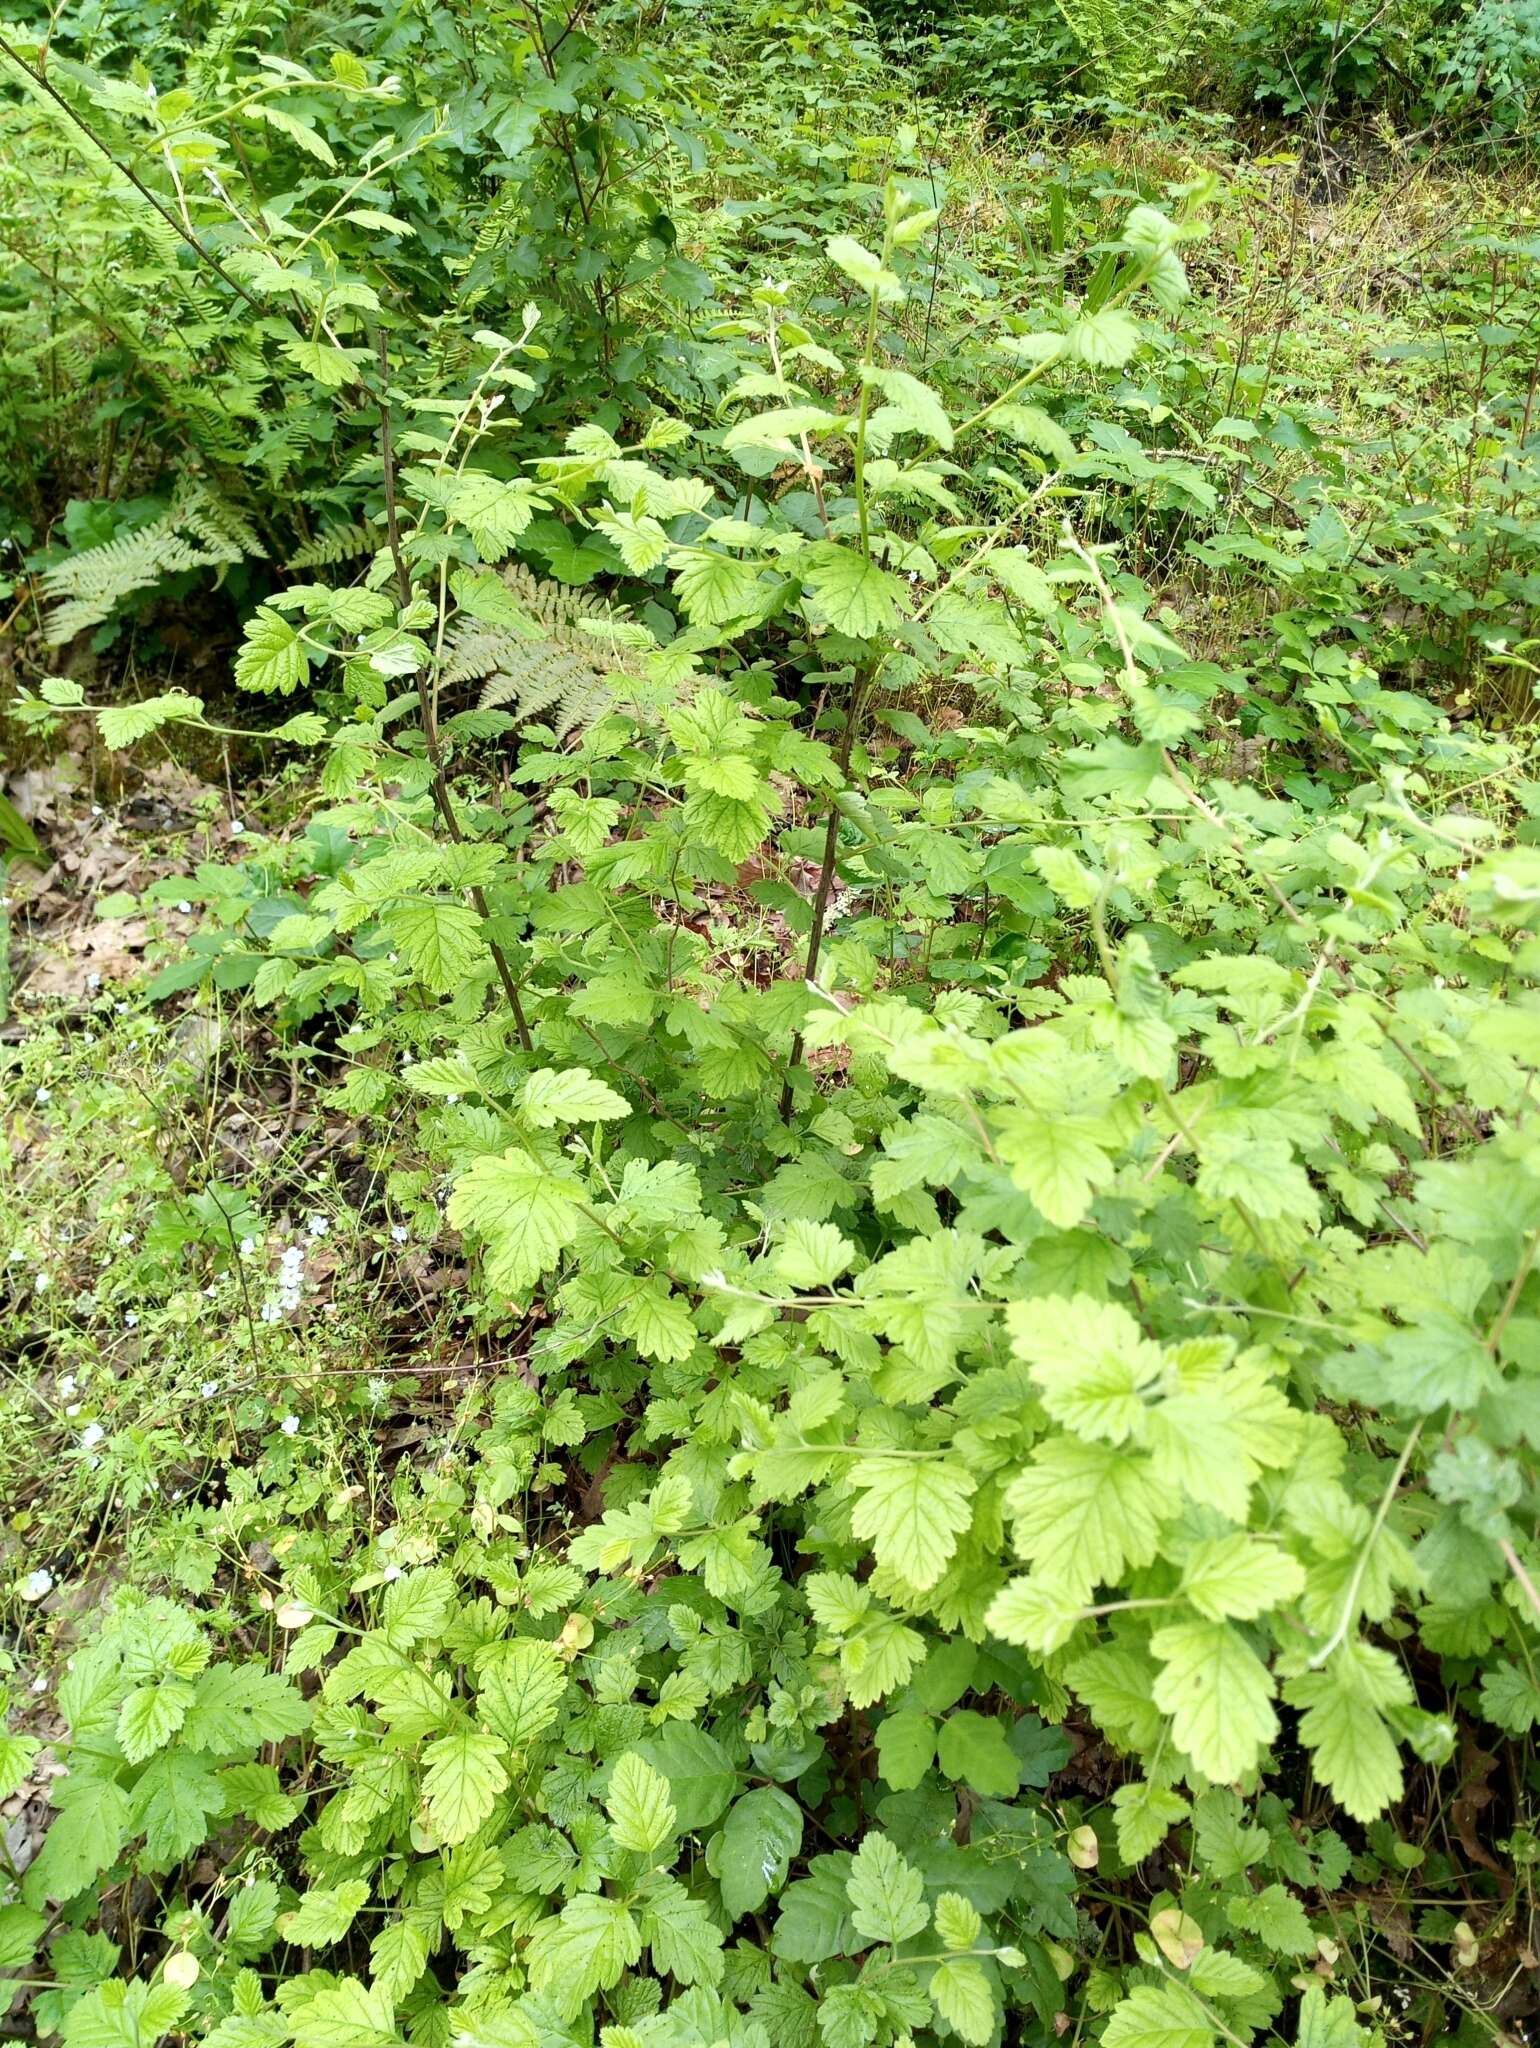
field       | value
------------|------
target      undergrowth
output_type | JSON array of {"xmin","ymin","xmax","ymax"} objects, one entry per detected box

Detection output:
[{"xmin": 1, "ymin": 5, "xmax": 1539, "ymax": 2048}]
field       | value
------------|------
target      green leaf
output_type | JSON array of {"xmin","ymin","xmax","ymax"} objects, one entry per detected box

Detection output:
[
  {"xmin": 279, "ymin": 1879, "xmax": 370, "ymax": 1947},
  {"xmin": 860, "ymin": 366, "xmax": 952, "ymax": 448},
  {"xmin": 606, "ymin": 1750, "xmax": 678, "ymax": 1856},
  {"xmin": 802, "ymin": 544, "xmax": 902, "ymax": 638},
  {"xmin": 1225, "ymin": 1882, "xmax": 1314, "ymax": 1956},
  {"xmin": 24, "ymin": 1772, "xmax": 130, "ymax": 1905},
  {"xmin": 1006, "ymin": 1294, "xmax": 1163, "ymax": 1444},
  {"xmin": 673, "ymin": 552, "xmax": 764, "ymax": 626},
  {"xmin": 1112, "ymin": 1780, "xmax": 1190, "ymax": 1863},
  {"xmin": 64, "ymin": 1980, "xmax": 188, "ymax": 2048},
  {"xmin": 520, "ymin": 1067, "xmax": 629, "ymax": 1127},
  {"xmin": 1295, "ymin": 1983, "xmax": 1370, "ymax": 2047},
  {"xmin": 181, "ymin": 1664, "xmax": 311, "ymax": 1750},
  {"xmin": 447, "ymin": 1147, "xmax": 582, "ymax": 1298},
  {"xmin": 369, "ymin": 1920, "xmax": 428, "ymax": 2002},
  {"xmin": 525, "ymin": 1894, "xmax": 642, "ymax": 2017},
  {"xmin": 475, "ymin": 1640, "xmax": 568, "ymax": 1749},
  {"xmin": 848, "ymin": 1457, "xmax": 976, "ymax": 1592},
  {"xmin": 117, "ymin": 1681, "xmax": 194, "ymax": 1764},
  {"xmin": 994, "ymin": 1111, "xmax": 1113, "ymax": 1229},
  {"xmin": 235, "ymin": 608, "xmax": 307, "ymax": 695},
  {"xmin": 772, "ymin": 1854, "xmax": 858, "ymax": 1964},
  {"xmin": 1004, "ymin": 1438, "xmax": 1163, "ymax": 1603},
  {"xmin": 1151, "ymin": 1620, "xmax": 1278, "ymax": 1785},
  {"xmin": 874, "ymin": 1708, "xmax": 935, "ymax": 1791},
  {"xmin": 1182, "ymin": 1535, "xmax": 1306, "ymax": 1621},
  {"xmin": 929, "ymin": 1958, "xmax": 996, "ymax": 2046},
  {"xmin": 1103, "ymin": 1983, "xmax": 1212, "ymax": 2048},
  {"xmin": 1478, "ymin": 1659, "xmax": 1540, "ymax": 1735},
  {"xmin": 846, "ymin": 1832, "xmax": 929, "ymax": 1948},
  {"xmin": 0, "ymin": 1903, "xmax": 45, "ymax": 1969},
  {"xmin": 715, "ymin": 1786, "xmax": 803, "ymax": 1917},
  {"xmin": 422, "ymin": 1727, "xmax": 508, "ymax": 1843},
  {"xmin": 633, "ymin": 1725, "xmax": 737, "ymax": 1831},
  {"xmin": 1283, "ymin": 1641, "xmax": 1411, "ymax": 1822},
  {"xmin": 774, "ymin": 1219, "xmax": 855, "ymax": 1288},
  {"xmin": 723, "ymin": 404, "xmax": 842, "ymax": 450},
  {"xmin": 826, "ymin": 234, "xmax": 903, "ymax": 302},
  {"xmin": 382, "ymin": 899, "xmax": 486, "ymax": 995},
  {"xmin": 620, "ymin": 1279, "xmax": 698, "ymax": 1363},
  {"xmin": 935, "ymin": 1711, "xmax": 1020, "ymax": 1798},
  {"xmin": 98, "ymin": 692, "xmax": 205, "ymax": 749},
  {"xmin": 379, "ymin": 1567, "xmax": 456, "ymax": 1649},
  {"xmin": 1068, "ymin": 308, "xmax": 1142, "ymax": 368},
  {"xmin": 636, "ymin": 1874, "xmax": 725, "ymax": 1986}
]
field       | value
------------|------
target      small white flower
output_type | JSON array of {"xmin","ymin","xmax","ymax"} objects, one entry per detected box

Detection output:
[
  {"xmin": 201, "ymin": 1381, "xmax": 219, "ymax": 1398},
  {"xmin": 80, "ymin": 1422, "xmax": 105, "ymax": 1449},
  {"xmin": 308, "ymin": 1215, "xmax": 329, "ymax": 1238},
  {"xmin": 117, "ymin": 1231, "xmax": 134, "ymax": 1247},
  {"xmin": 204, "ymin": 1285, "xmax": 218, "ymax": 1299},
  {"xmin": 19, "ymin": 1568, "xmax": 54, "ymax": 1602},
  {"xmin": 445, "ymin": 1093, "xmax": 460, "ymax": 1105},
  {"xmin": 58, "ymin": 1374, "xmax": 77, "ymax": 1396},
  {"xmin": 124, "ymin": 1311, "xmax": 138, "ymax": 1328},
  {"xmin": 381, "ymin": 1564, "xmax": 402, "ymax": 1582},
  {"xmin": 35, "ymin": 1086, "xmax": 51, "ymax": 1104},
  {"xmin": 34, "ymin": 1272, "xmax": 50, "ymax": 1295},
  {"xmin": 176, "ymin": 900, "xmax": 192, "ymax": 915},
  {"xmin": 230, "ymin": 819, "xmax": 245, "ymax": 835},
  {"xmin": 65, "ymin": 1403, "xmax": 81, "ymax": 1418},
  {"xmin": 367, "ymin": 1376, "xmax": 389, "ymax": 1404},
  {"xmin": 30, "ymin": 1676, "xmax": 46, "ymax": 1693},
  {"xmin": 391, "ymin": 1224, "xmax": 409, "ymax": 1243},
  {"xmin": 91, "ymin": 804, "xmax": 103, "ymax": 817},
  {"xmin": 87, "ymin": 974, "xmax": 101, "ymax": 991},
  {"xmin": 280, "ymin": 1414, "xmax": 300, "ymax": 1436}
]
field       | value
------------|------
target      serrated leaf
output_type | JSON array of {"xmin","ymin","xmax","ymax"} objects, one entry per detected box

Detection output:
[
  {"xmin": 447, "ymin": 1147, "xmax": 582, "ymax": 1298},
  {"xmin": 848, "ymin": 1458, "xmax": 976, "ymax": 1592},
  {"xmin": 279, "ymin": 1879, "xmax": 370, "ymax": 1946},
  {"xmin": 422, "ymin": 1727, "xmax": 508, "ymax": 1844},
  {"xmin": 381, "ymin": 899, "xmax": 485, "ymax": 995},
  {"xmin": 846, "ymin": 1832, "xmax": 929, "ymax": 1947},
  {"xmin": 606, "ymin": 1750, "xmax": 677, "ymax": 1856},
  {"xmin": 802, "ymin": 544, "xmax": 902, "ymax": 638},
  {"xmin": 525, "ymin": 1894, "xmax": 641, "ymax": 2017},
  {"xmin": 930, "ymin": 1958, "xmax": 995, "ymax": 2044},
  {"xmin": 519, "ymin": 1066, "xmax": 630, "ymax": 1127},
  {"xmin": 1102, "ymin": 1982, "xmax": 1211, "ymax": 2048},
  {"xmin": 1112, "ymin": 1779, "xmax": 1190, "ymax": 1863},
  {"xmin": 475, "ymin": 1639, "xmax": 568, "ymax": 1749},
  {"xmin": 1151, "ymin": 1620, "xmax": 1278, "ymax": 1785}
]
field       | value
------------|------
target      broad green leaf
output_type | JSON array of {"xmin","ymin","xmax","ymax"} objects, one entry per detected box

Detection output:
[
  {"xmin": 1102, "ymin": 1982, "xmax": 1212, "ymax": 2048},
  {"xmin": 802, "ymin": 544, "xmax": 902, "ymax": 637},
  {"xmin": 606, "ymin": 1750, "xmax": 677, "ymax": 1856},
  {"xmin": 1112, "ymin": 1780, "xmax": 1190, "ymax": 1863},
  {"xmin": 422, "ymin": 1728, "xmax": 508, "ymax": 1844},
  {"xmin": 632, "ymin": 1725, "xmax": 736, "ymax": 1831},
  {"xmin": 935, "ymin": 1711, "xmax": 1019, "ymax": 1798},
  {"xmin": 520, "ymin": 1067, "xmax": 629, "ymax": 1127},
  {"xmin": 382, "ymin": 899, "xmax": 485, "ymax": 995},
  {"xmin": 848, "ymin": 1457, "xmax": 976, "ymax": 1591},
  {"xmin": 773, "ymin": 1218, "xmax": 855, "ymax": 1288},
  {"xmin": 874, "ymin": 1708, "xmax": 934, "ymax": 1791},
  {"xmin": 279, "ymin": 1879, "xmax": 370, "ymax": 1946},
  {"xmin": 1006, "ymin": 1295, "xmax": 1163, "ymax": 1444},
  {"xmin": 1151, "ymin": 1620, "xmax": 1278, "ymax": 1785},
  {"xmin": 930, "ymin": 1958, "xmax": 996, "ymax": 2045},
  {"xmin": 117, "ymin": 1681, "xmax": 194, "ymax": 1764},
  {"xmin": 1005, "ymin": 1438, "xmax": 1163, "ymax": 1603},
  {"xmin": 714, "ymin": 1786, "xmax": 803, "ymax": 1917},
  {"xmin": 525, "ymin": 1895, "xmax": 641, "ymax": 2017},
  {"xmin": 1183, "ymin": 1535, "xmax": 1306, "ymax": 1622},
  {"xmin": 846, "ymin": 1832, "xmax": 929, "ymax": 1948},
  {"xmin": 447, "ymin": 1147, "xmax": 582, "ymax": 1298},
  {"xmin": 475, "ymin": 1640, "xmax": 568, "ymax": 1749},
  {"xmin": 1283, "ymin": 1641, "xmax": 1411, "ymax": 1822}
]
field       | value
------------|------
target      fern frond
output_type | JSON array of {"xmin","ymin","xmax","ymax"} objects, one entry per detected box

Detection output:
[
  {"xmin": 440, "ymin": 565, "xmax": 644, "ymax": 741},
  {"xmin": 286, "ymin": 522, "xmax": 382, "ymax": 570},
  {"xmin": 42, "ymin": 477, "xmax": 264, "ymax": 644}
]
